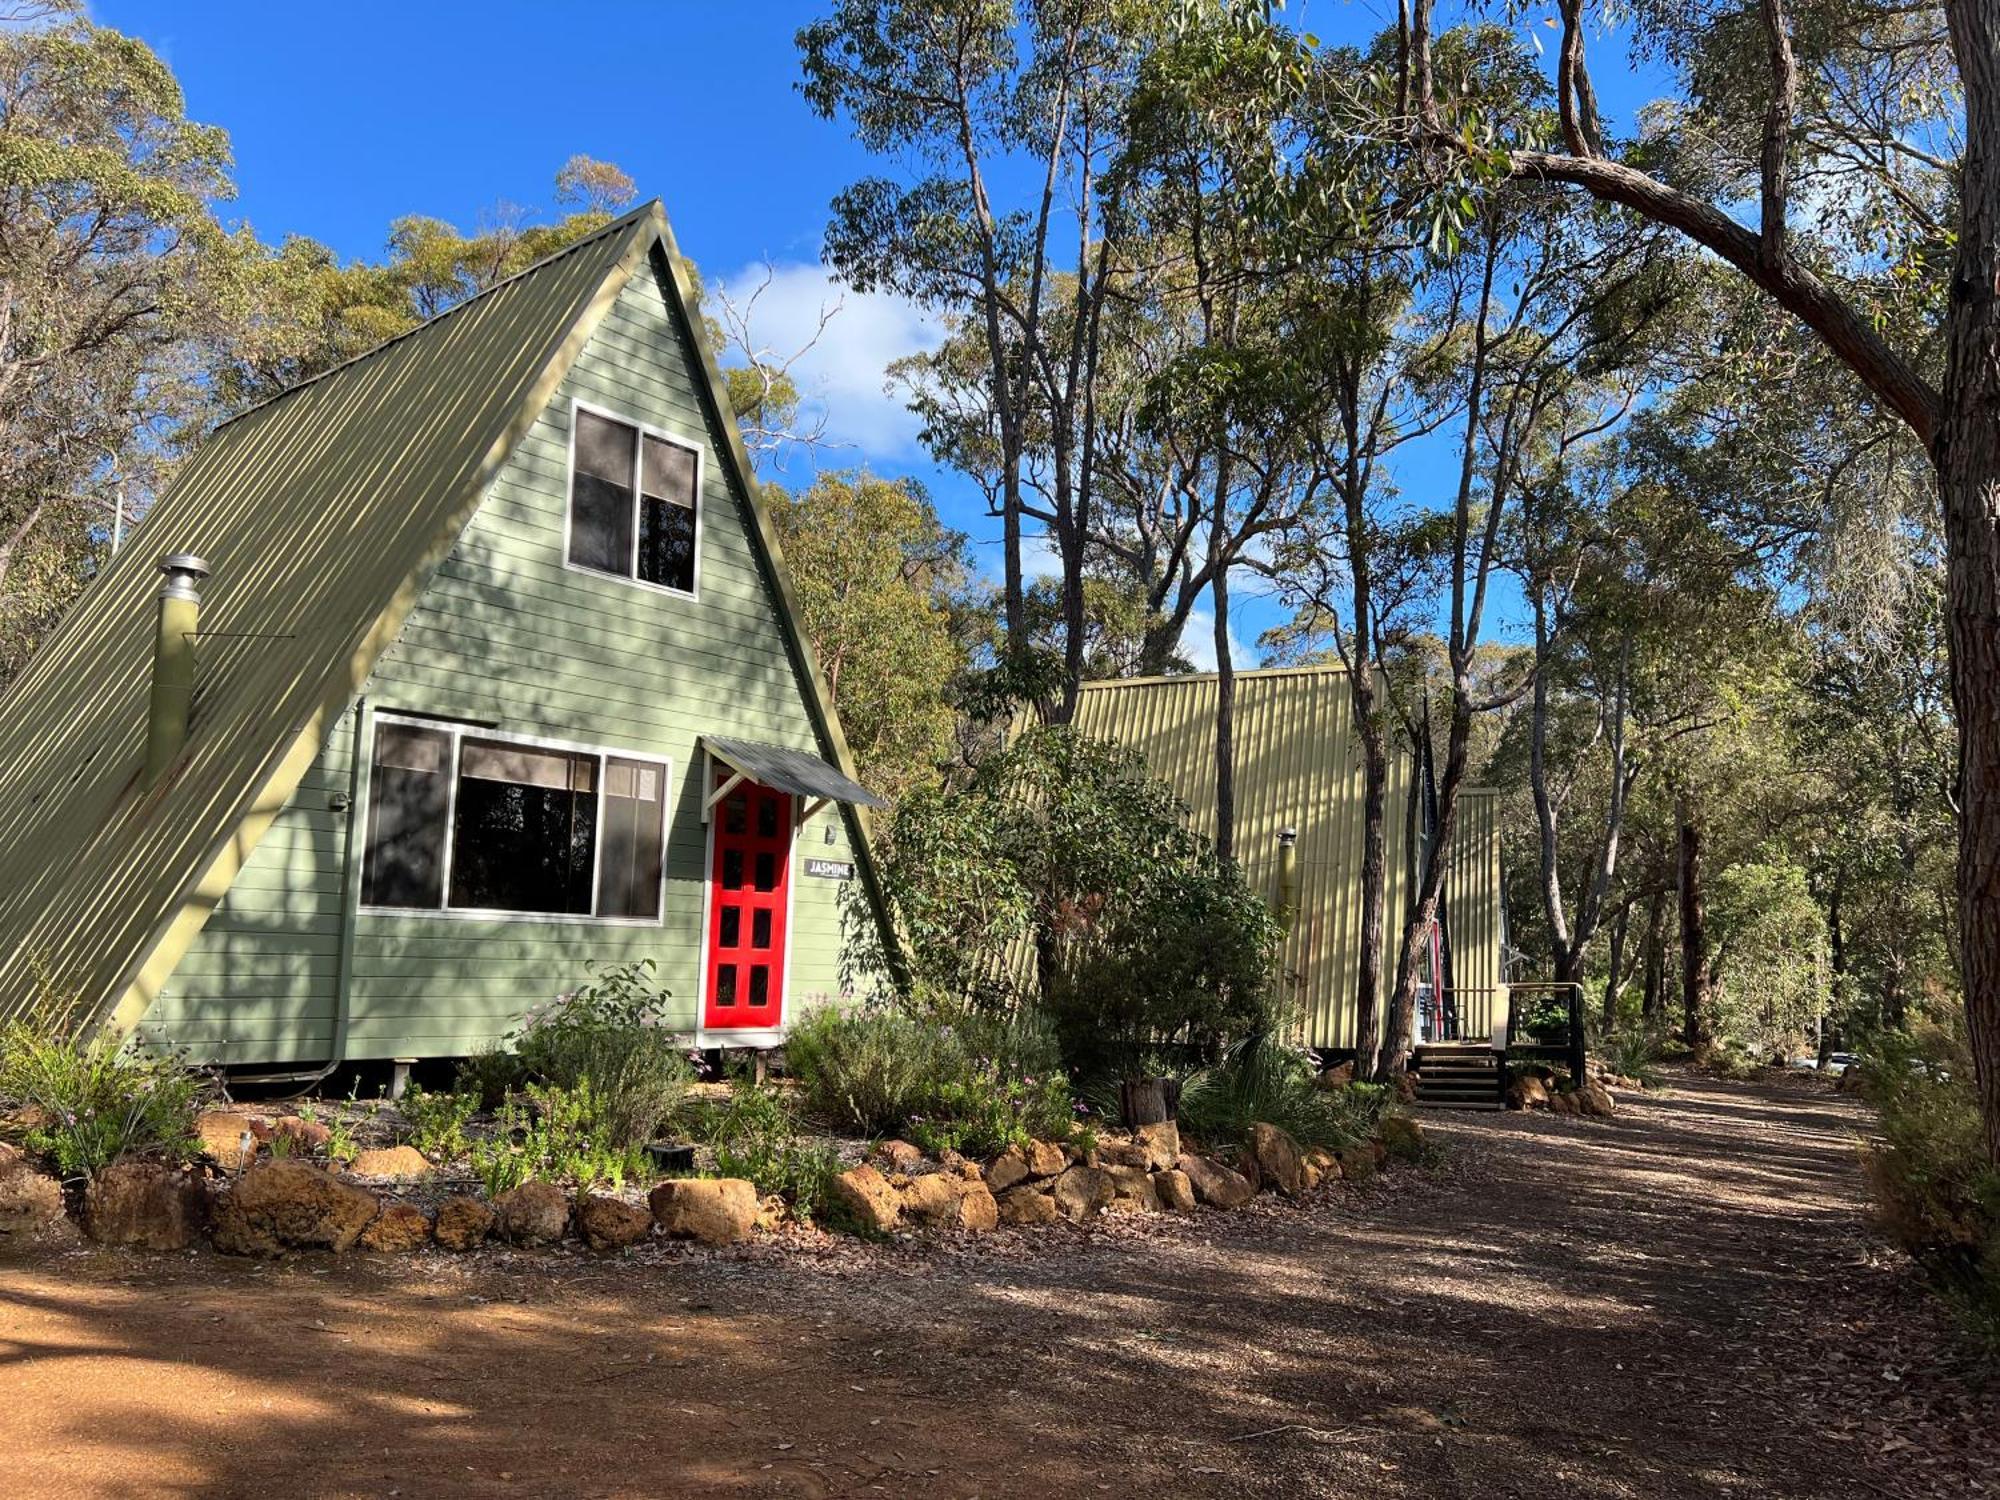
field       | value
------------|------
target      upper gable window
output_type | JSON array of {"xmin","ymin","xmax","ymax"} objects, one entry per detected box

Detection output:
[{"xmin": 566, "ymin": 403, "xmax": 700, "ymax": 596}]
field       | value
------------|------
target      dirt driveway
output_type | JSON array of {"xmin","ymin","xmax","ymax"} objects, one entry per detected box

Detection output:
[{"xmin": 1, "ymin": 1073, "xmax": 1993, "ymax": 1500}]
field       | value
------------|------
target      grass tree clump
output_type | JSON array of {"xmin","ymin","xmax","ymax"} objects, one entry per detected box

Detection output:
[{"xmin": 1176, "ymin": 1020, "xmax": 1391, "ymax": 1154}]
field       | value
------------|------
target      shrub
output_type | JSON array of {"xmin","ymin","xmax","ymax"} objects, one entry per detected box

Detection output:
[
  {"xmin": 468, "ymin": 1081, "xmax": 646, "ymax": 1196},
  {"xmin": 511, "ymin": 960, "xmax": 694, "ymax": 1145},
  {"xmin": 398, "ymin": 1082, "xmax": 479, "ymax": 1162},
  {"xmin": 784, "ymin": 1002, "xmax": 1073, "ymax": 1152},
  {"xmin": 698, "ymin": 1078, "xmax": 840, "ymax": 1219},
  {"xmin": 1605, "ymin": 1029, "xmax": 1666, "ymax": 1089},
  {"xmin": 455, "ymin": 1047, "xmax": 526, "ymax": 1111},
  {"xmin": 1177, "ymin": 1028, "xmax": 1384, "ymax": 1153},
  {"xmin": 865, "ymin": 726, "xmax": 1282, "ymax": 1086},
  {"xmin": 0, "ymin": 1021, "xmax": 206, "ymax": 1180},
  {"xmin": 1859, "ymin": 1022, "xmax": 2000, "ymax": 1331}
]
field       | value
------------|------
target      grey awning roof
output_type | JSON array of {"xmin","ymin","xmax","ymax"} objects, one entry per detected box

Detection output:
[{"xmin": 704, "ymin": 735, "xmax": 887, "ymax": 809}]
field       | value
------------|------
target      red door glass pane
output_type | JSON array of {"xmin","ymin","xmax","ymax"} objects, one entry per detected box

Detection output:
[{"xmin": 705, "ymin": 774, "xmax": 790, "ymax": 1030}]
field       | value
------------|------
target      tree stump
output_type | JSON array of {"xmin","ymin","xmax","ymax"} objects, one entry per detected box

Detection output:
[{"xmin": 1119, "ymin": 1076, "xmax": 1180, "ymax": 1128}]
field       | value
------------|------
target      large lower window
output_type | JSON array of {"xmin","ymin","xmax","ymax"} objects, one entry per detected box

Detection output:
[
  {"xmin": 360, "ymin": 718, "xmax": 667, "ymax": 921},
  {"xmin": 567, "ymin": 403, "xmax": 700, "ymax": 595}
]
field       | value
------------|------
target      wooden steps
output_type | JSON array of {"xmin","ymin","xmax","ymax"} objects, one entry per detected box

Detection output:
[{"xmin": 1411, "ymin": 1044, "xmax": 1503, "ymax": 1110}]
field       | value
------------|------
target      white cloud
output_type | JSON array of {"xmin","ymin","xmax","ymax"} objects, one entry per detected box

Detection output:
[
  {"xmin": 1181, "ymin": 607, "xmax": 1256, "ymax": 674},
  {"xmin": 714, "ymin": 261, "xmax": 943, "ymax": 462}
]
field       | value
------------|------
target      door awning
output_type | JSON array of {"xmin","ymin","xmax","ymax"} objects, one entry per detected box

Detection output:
[{"xmin": 702, "ymin": 735, "xmax": 887, "ymax": 812}]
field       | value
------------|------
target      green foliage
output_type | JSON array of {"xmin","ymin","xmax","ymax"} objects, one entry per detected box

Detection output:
[
  {"xmin": 865, "ymin": 727, "xmax": 1281, "ymax": 1082},
  {"xmin": 468, "ymin": 1081, "xmax": 645, "ymax": 1197},
  {"xmin": 769, "ymin": 471, "xmax": 975, "ymax": 802},
  {"xmin": 454, "ymin": 1047, "xmax": 526, "ymax": 1112},
  {"xmin": 510, "ymin": 960, "xmax": 694, "ymax": 1147},
  {"xmin": 398, "ymin": 1082, "xmax": 479, "ymax": 1163},
  {"xmin": 1605, "ymin": 1029, "xmax": 1666, "ymax": 1090},
  {"xmin": 1177, "ymin": 1028, "xmax": 1384, "ymax": 1153},
  {"xmin": 1859, "ymin": 1023, "xmax": 2000, "ymax": 1334},
  {"xmin": 0, "ymin": 1020, "xmax": 205, "ymax": 1180},
  {"xmin": 696, "ymin": 1079, "xmax": 841, "ymax": 1220},
  {"xmin": 784, "ymin": 1002, "xmax": 1074, "ymax": 1154}
]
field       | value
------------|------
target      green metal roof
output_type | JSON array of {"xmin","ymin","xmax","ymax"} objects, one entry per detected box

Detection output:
[{"xmin": 0, "ymin": 201, "xmax": 887, "ymax": 1037}]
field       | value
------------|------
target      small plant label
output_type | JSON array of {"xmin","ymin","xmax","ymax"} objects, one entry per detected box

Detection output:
[{"xmin": 803, "ymin": 857, "xmax": 854, "ymax": 880}]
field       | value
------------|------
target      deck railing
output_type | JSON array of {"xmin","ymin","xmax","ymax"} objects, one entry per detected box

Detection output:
[{"xmin": 1502, "ymin": 981, "xmax": 1588, "ymax": 1084}]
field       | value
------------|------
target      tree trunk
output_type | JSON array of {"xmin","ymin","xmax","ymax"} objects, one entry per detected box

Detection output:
[
  {"xmin": 1942, "ymin": 0, "xmax": 2000, "ymax": 1167},
  {"xmin": 1602, "ymin": 899, "xmax": 1630, "ymax": 1032},
  {"xmin": 1213, "ymin": 561, "xmax": 1236, "ymax": 864},
  {"xmin": 1351, "ymin": 673, "xmax": 1389, "ymax": 1078},
  {"xmin": 1641, "ymin": 890, "xmax": 1667, "ymax": 1024},
  {"xmin": 1679, "ymin": 802, "xmax": 1713, "ymax": 1053}
]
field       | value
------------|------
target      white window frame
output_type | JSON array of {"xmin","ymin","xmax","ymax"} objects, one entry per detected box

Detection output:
[
  {"xmin": 357, "ymin": 712, "xmax": 671, "ymax": 927},
  {"xmin": 561, "ymin": 397, "xmax": 704, "ymax": 601}
]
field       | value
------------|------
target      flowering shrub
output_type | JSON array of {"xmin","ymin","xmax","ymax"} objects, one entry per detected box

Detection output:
[
  {"xmin": 0, "ymin": 1022, "xmax": 206, "ymax": 1180},
  {"xmin": 785, "ymin": 1002, "xmax": 1073, "ymax": 1151},
  {"xmin": 510, "ymin": 959, "xmax": 693, "ymax": 1146},
  {"xmin": 468, "ymin": 1080, "xmax": 646, "ymax": 1195}
]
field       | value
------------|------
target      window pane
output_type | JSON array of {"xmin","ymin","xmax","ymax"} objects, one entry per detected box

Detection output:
[
  {"xmin": 643, "ymin": 434, "xmax": 697, "ymax": 505},
  {"xmin": 596, "ymin": 756, "xmax": 664, "ymax": 919},
  {"xmin": 448, "ymin": 739, "xmax": 597, "ymax": 914},
  {"xmin": 749, "ymin": 965, "xmax": 769, "ymax": 1007},
  {"xmin": 751, "ymin": 909, "xmax": 771, "ymax": 949},
  {"xmin": 722, "ymin": 792, "xmax": 746, "ymax": 834},
  {"xmin": 569, "ymin": 410, "xmax": 635, "ymax": 574},
  {"xmin": 722, "ymin": 849, "xmax": 743, "ymax": 890},
  {"xmin": 720, "ymin": 907, "xmax": 740, "ymax": 947},
  {"xmin": 362, "ymin": 723, "xmax": 450, "ymax": 908},
  {"xmin": 756, "ymin": 796, "xmax": 780, "ymax": 838},
  {"xmin": 754, "ymin": 852, "xmax": 777, "ymax": 892},
  {"xmin": 716, "ymin": 964, "xmax": 737, "ymax": 1007},
  {"xmin": 637, "ymin": 496, "xmax": 696, "ymax": 592}
]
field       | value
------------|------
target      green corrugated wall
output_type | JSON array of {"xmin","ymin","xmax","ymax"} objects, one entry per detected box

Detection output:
[{"xmin": 148, "ymin": 249, "xmax": 860, "ymax": 1063}]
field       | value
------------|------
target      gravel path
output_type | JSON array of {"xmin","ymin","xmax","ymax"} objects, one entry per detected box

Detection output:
[{"xmin": 0, "ymin": 1072, "xmax": 1992, "ymax": 1499}]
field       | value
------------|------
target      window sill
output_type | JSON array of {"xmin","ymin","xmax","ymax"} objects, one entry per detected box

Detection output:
[
  {"xmin": 562, "ymin": 557, "xmax": 698, "ymax": 603},
  {"xmin": 356, "ymin": 905, "xmax": 666, "ymax": 929}
]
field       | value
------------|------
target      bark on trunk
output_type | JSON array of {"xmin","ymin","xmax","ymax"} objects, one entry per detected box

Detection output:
[
  {"xmin": 1679, "ymin": 803, "xmax": 1713, "ymax": 1053},
  {"xmin": 1641, "ymin": 890, "xmax": 1667, "ymax": 1024},
  {"xmin": 1213, "ymin": 562, "xmax": 1236, "ymax": 864},
  {"xmin": 1351, "ymin": 672, "xmax": 1389, "ymax": 1078},
  {"xmin": 1942, "ymin": 0, "xmax": 2000, "ymax": 1168},
  {"xmin": 1602, "ymin": 900, "xmax": 1630, "ymax": 1032}
]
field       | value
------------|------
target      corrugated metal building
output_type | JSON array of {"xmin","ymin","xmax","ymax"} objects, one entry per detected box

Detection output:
[{"xmin": 1066, "ymin": 667, "xmax": 1507, "ymax": 1052}]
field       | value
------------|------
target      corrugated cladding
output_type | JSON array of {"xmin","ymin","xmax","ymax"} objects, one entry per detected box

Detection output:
[
  {"xmin": 1445, "ymin": 788, "xmax": 1505, "ymax": 1041},
  {"xmin": 1067, "ymin": 667, "xmax": 1505, "ymax": 1050}
]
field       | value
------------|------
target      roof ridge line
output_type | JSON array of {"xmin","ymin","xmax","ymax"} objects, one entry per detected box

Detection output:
[{"xmin": 213, "ymin": 199, "xmax": 663, "ymax": 433}]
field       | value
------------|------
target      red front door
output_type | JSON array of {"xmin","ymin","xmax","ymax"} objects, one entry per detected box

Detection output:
[{"xmin": 705, "ymin": 776, "xmax": 791, "ymax": 1030}]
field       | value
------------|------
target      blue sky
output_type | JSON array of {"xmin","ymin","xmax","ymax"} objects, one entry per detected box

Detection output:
[{"xmin": 103, "ymin": 1, "xmax": 1666, "ymax": 667}]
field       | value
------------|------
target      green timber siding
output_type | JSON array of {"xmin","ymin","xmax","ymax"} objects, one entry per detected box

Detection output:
[{"xmin": 150, "ymin": 247, "xmax": 860, "ymax": 1063}]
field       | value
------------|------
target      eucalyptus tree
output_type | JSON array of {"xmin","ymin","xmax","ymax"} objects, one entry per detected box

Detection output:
[
  {"xmin": 799, "ymin": 0, "xmax": 1147, "ymax": 704},
  {"xmin": 1388, "ymin": 0, "xmax": 2000, "ymax": 1156},
  {"xmin": 0, "ymin": 8, "xmax": 244, "ymax": 685}
]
